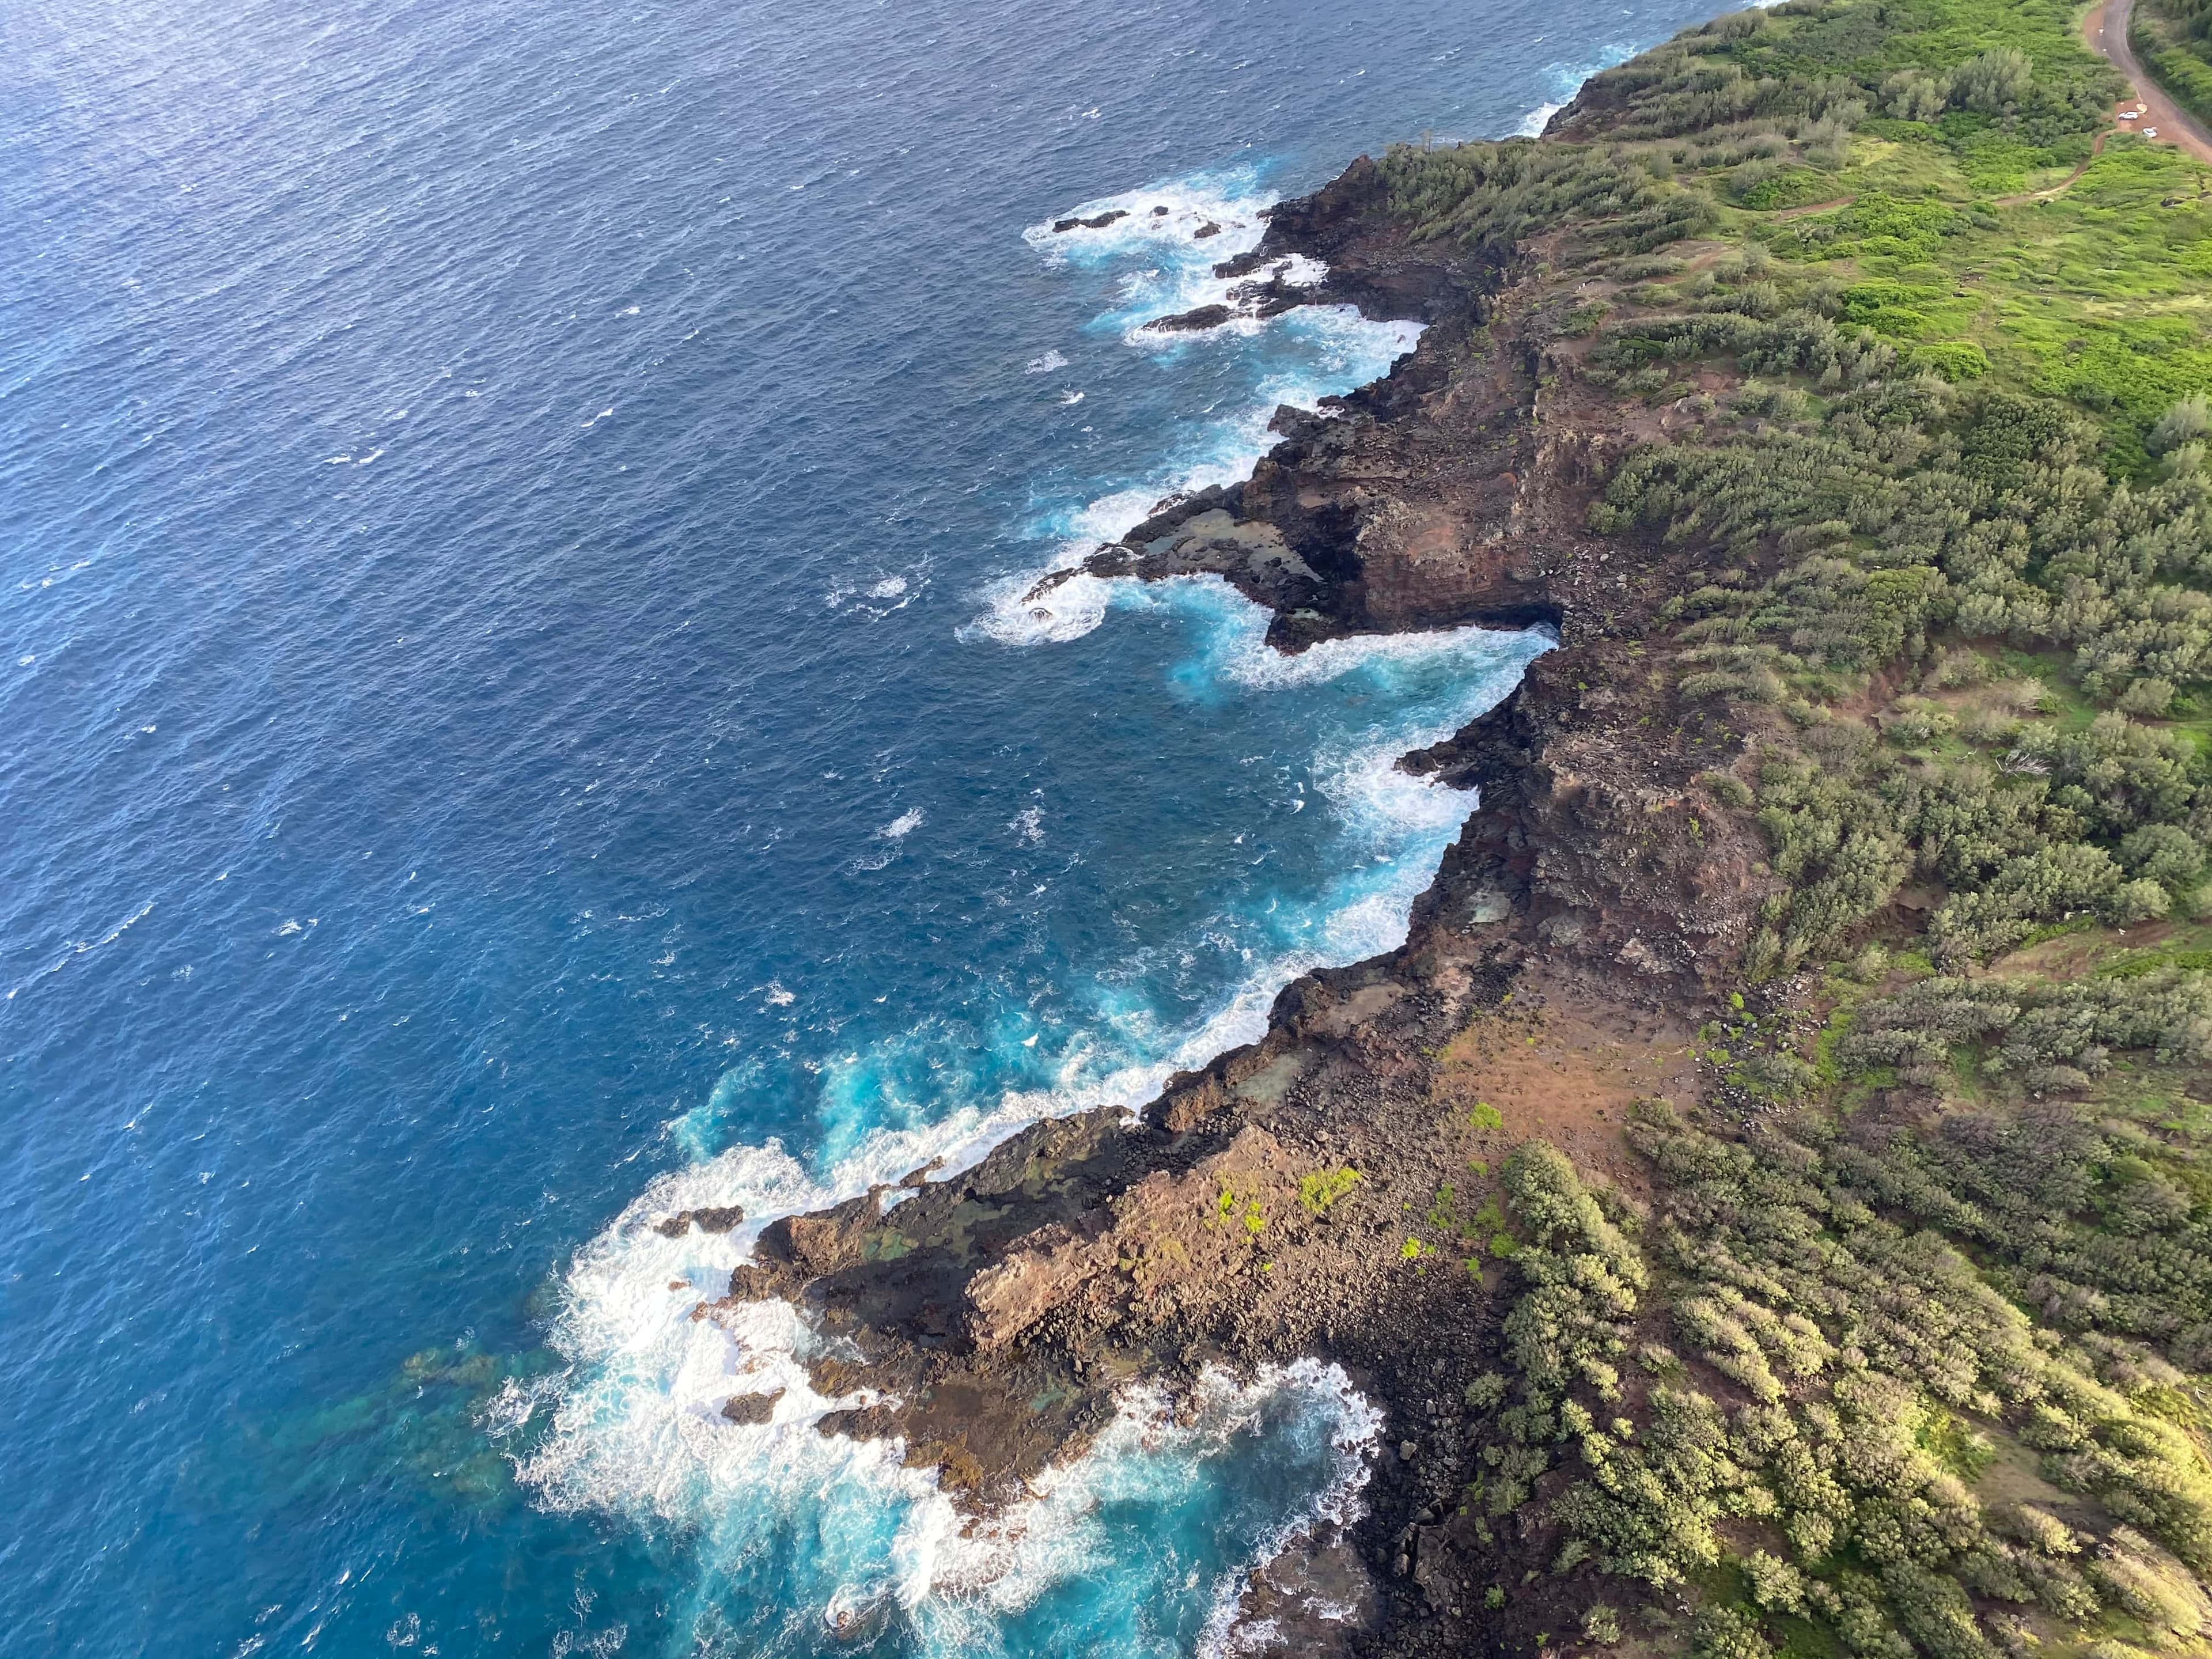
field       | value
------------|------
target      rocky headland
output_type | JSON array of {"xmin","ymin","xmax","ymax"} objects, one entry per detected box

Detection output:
[
  {"xmin": 694, "ymin": 146, "xmax": 1763, "ymax": 1656},
  {"xmin": 684, "ymin": 3, "xmax": 2212, "ymax": 1653}
]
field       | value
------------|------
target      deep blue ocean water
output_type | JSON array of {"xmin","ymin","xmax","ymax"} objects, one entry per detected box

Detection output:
[{"xmin": 0, "ymin": 0, "xmax": 1724, "ymax": 1652}]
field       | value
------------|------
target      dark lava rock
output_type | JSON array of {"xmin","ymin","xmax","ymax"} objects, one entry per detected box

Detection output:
[
  {"xmin": 1142, "ymin": 302, "xmax": 1236, "ymax": 334},
  {"xmin": 652, "ymin": 1203, "xmax": 747, "ymax": 1237},
  {"xmin": 688, "ymin": 144, "xmax": 1769, "ymax": 1659},
  {"xmin": 1051, "ymin": 209, "xmax": 1129, "ymax": 233},
  {"xmin": 721, "ymin": 1388, "xmax": 783, "ymax": 1425},
  {"xmin": 1193, "ymin": 221, "xmax": 1222, "ymax": 239}
]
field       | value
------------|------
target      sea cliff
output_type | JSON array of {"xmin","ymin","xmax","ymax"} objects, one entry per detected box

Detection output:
[{"xmin": 684, "ymin": 1, "xmax": 2212, "ymax": 1652}]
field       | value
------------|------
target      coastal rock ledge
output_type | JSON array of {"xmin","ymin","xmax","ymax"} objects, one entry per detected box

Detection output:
[{"xmin": 709, "ymin": 133, "xmax": 1768, "ymax": 1654}]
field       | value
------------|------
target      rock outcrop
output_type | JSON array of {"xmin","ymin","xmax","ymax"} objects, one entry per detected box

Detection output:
[{"xmin": 699, "ymin": 154, "xmax": 1770, "ymax": 1656}]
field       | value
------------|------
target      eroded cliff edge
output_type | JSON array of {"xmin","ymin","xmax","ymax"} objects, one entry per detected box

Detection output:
[
  {"xmin": 662, "ymin": 3, "xmax": 2212, "ymax": 1653},
  {"xmin": 680, "ymin": 155, "xmax": 1774, "ymax": 1654}
]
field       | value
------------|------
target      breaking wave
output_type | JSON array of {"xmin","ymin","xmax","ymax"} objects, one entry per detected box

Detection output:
[
  {"xmin": 510, "ymin": 164, "xmax": 1548, "ymax": 1655},
  {"xmin": 512, "ymin": 1323, "xmax": 1379, "ymax": 1656},
  {"xmin": 975, "ymin": 167, "xmax": 1422, "ymax": 649},
  {"xmin": 1515, "ymin": 44, "xmax": 1645, "ymax": 134},
  {"xmin": 512, "ymin": 588, "xmax": 1544, "ymax": 1650}
]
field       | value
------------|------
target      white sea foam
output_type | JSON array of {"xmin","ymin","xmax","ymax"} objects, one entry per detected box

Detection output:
[
  {"xmin": 912, "ymin": 1359, "xmax": 1381, "ymax": 1656},
  {"xmin": 1516, "ymin": 101, "xmax": 1564, "ymax": 137},
  {"xmin": 516, "ymin": 597, "xmax": 1543, "ymax": 1635},
  {"xmin": 509, "ymin": 1152, "xmax": 956, "ymax": 1634},
  {"xmin": 1021, "ymin": 177, "xmax": 1271, "ymax": 271},
  {"xmin": 1019, "ymin": 173, "xmax": 1335, "ymax": 348},
  {"xmin": 965, "ymin": 306, "xmax": 1422, "ymax": 651},
  {"xmin": 1515, "ymin": 45, "xmax": 1643, "ymax": 135},
  {"xmin": 977, "ymin": 172, "xmax": 1429, "ymax": 647},
  {"xmin": 825, "ymin": 567, "xmax": 925, "ymax": 616},
  {"xmin": 519, "ymin": 160, "xmax": 1548, "ymax": 1653},
  {"xmin": 514, "ymin": 1243, "xmax": 1380, "ymax": 1655}
]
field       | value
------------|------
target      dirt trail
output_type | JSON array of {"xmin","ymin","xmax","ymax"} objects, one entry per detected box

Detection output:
[
  {"xmin": 1993, "ymin": 128, "xmax": 2107, "ymax": 204},
  {"xmin": 1771, "ymin": 194, "xmax": 1856, "ymax": 219},
  {"xmin": 2086, "ymin": 0, "xmax": 2212, "ymax": 166}
]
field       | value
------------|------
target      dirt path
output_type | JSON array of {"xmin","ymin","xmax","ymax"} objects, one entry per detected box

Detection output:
[
  {"xmin": 1993, "ymin": 128, "xmax": 2107, "ymax": 204},
  {"xmin": 2085, "ymin": 0, "xmax": 2212, "ymax": 166},
  {"xmin": 1771, "ymin": 194, "xmax": 1857, "ymax": 219}
]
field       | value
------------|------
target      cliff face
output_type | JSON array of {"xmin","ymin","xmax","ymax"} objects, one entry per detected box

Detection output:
[
  {"xmin": 1089, "ymin": 158, "xmax": 1774, "ymax": 1002},
  {"xmin": 691, "ymin": 0, "xmax": 2212, "ymax": 1645},
  {"xmin": 675, "ymin": 156, "xmax": 1781, "ymax": 1656}
]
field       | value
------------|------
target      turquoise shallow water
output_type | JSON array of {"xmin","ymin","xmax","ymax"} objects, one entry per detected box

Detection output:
[{"xmin": 0, "ymin": 0, "xmax": 1719, "ymax": 1650}]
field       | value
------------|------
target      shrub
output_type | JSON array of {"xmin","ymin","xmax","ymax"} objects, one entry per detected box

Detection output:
[
  {"xmin": 1298, "ymin": 1166, "xmax": 1363, "ymax": 1215},
  {"xmin": 2149, "ymin": 393, "xmax": 2212, "ymax": 456},
  {"xmin": 1950, "ymin": 48, "xmax": 2032, "ymax": 114},
  {"xmin": 1692, "ymin": 1605, "xmax": 1775, "ymax": 1659}
]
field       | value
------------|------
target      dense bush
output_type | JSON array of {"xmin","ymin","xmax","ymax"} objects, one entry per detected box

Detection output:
[
  {"xmin": 1594, "ymin": 377, "xmax": 2212, "ymax": 968},
  {"xmin": 1484, "ymin": 1109, "xmax": 2212, "ymax": 1656},
  {"xmin": 1371, "ymin": 3, "xmax": 2212, "ymax": 1648},
  {"xmin": 2137, "ymin": 0, "xmax": 2212, "ymax": 131}
]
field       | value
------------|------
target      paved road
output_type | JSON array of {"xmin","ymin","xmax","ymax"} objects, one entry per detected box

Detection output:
[{"xmin": 2085, "ymin": 0, "xmax": 2212, "ymax": 166}]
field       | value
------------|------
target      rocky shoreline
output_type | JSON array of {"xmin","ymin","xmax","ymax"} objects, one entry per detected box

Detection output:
[{"xmin": 688, "ymin": 151, "xmax": 1772, "ymax": 1655}]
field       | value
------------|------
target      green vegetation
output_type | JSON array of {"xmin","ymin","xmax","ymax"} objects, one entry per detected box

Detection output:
[
  {"xmin": 1477, "ymin": 1108, "xmax": 2212, "ymax": 1658},
  {"xmin": 1385, "ymin": 0, "xmax": 2212, "ymax": 984},
  {"xmin": 2137, "ymin": 0, "xmax": 2212, "ymax": 132},
  {"xmin": 1380, "ymin": 0, "xmax": 2212, "ymax": 1652},
  {"xmin": 1298, "ymin": 1165, "xmax": 1363, "ymax": 1215},
  {"xmin": 1210, "ymin": 1183, "xmax": 1268, "ymax": 1235}
]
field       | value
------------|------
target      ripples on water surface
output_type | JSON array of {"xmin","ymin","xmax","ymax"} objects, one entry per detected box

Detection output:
[{"xmin": 1, "ymin": 0, "xmax": 1720, "ymax": 1650}]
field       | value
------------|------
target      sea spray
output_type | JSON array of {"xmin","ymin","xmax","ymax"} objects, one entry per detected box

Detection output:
[
  {"xmin": 512, "ymin": 584, "xmax": 1547, "ymax": 1649},
  {"xmin": 910, "ymin": 1359, "xmax": 1384, "ymax": 1658},
  {"xmin": 964, "ymin": 312, "xmax": 1426, "ymax": 652},
  {"xmin": 510, "ymin": 166, "xmax": 1550, "ymax": 1652},
  {"xmin": 512, "ymin": 1307, "xmax": 1382, "ymax": 1657},
  {"xmin": 975, "ymin": 171, "xmax": 1423, "ymax": 649}
]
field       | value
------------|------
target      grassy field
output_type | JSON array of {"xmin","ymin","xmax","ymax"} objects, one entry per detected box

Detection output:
[{"xmin": 1767, "ymin": 139, "xmax": 2212, "ymax": 442}]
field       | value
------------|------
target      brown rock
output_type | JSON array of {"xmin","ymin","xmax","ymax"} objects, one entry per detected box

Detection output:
[
  {"xmin": 1142, "ymin": 302, "xmax": 1236, "ymax": 334},
  {"xmin": 652, "ymin": 1203, "xmax": 746, "ymax": 1237},
  {"xmin": 721, "ymin": 1388, "xmax": 784, "ymax": 1425},
  {"xmin": 1051, "ymin": 209, "xmax": 1129, "ymax": 233}
]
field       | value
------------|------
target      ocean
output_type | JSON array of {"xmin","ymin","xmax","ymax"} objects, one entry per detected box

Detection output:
[{"xmin": 0, "ymin": 0, "xmax": 1719, "ymax": 1651}]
